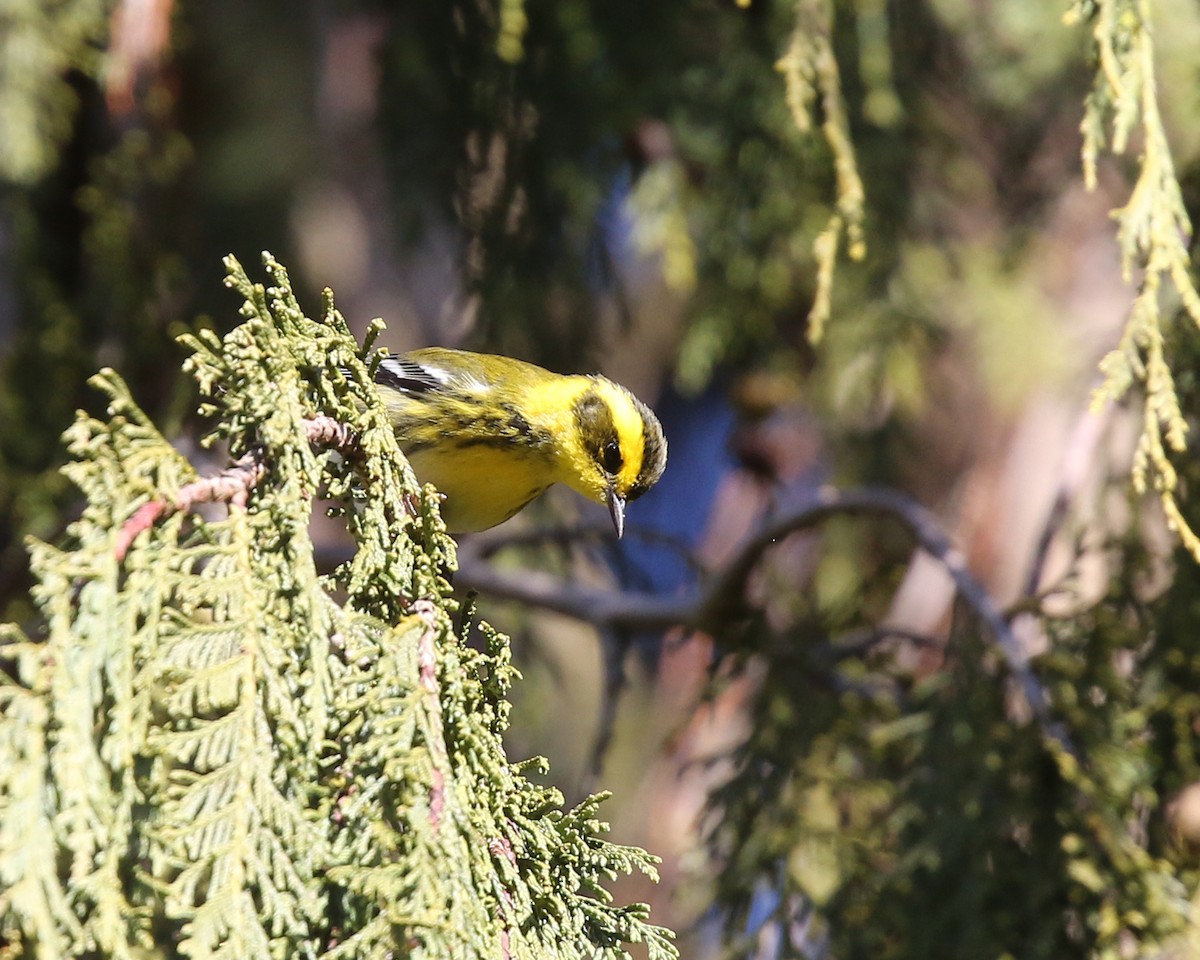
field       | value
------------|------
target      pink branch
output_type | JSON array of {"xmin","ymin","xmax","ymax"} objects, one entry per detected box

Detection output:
[{"xmin": 114, "ymin": 417, "xmax": 351, "ymax": 560}]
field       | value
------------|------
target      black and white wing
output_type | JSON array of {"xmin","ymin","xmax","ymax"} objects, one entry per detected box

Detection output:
[
  {"xmin": 374, "ymin": 354, "xmax": 450, "ymax": 395},
  {"xmin": 372, "ymin": 349, "xmax": 493, "ymax": 398}
]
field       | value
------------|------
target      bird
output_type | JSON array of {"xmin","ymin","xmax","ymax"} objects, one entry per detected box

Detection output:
[{"xmin": 369, "ymin": 347, "xmax": 667, "ymax": 537}]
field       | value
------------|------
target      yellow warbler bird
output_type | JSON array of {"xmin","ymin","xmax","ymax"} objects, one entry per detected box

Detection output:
[{"xmin": 372, "ymin": 348, "xmax": 667, "ymax": 536}]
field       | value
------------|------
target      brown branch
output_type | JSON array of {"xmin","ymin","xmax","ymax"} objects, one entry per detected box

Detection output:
[
  {"xmin": 469, "ymin": 521, "xmax": 704, "ymax": 571},
  {"xmin": 114, "ymin": 416, "xmax": 355, "ymax": 560},
  {"xmin": 1024, "ymin": 403, "xmax": 1111, "ymax": 597},
  {"xmin": 455, "ymin": 485, "xmax": 1077, "ymax": 758},
  {"xmin": 826, "ymin": 625, "xmax": 943, "ymax": 660},
  {"xmin": 303, "ymin": 414, "xmax": 359, "ymax": 451}
]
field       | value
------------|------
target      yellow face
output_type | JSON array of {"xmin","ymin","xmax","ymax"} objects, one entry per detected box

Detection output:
[
  {"xmin": 529, "ymin": 375, "xmax": 664, "ymax": 512},
  {"xmin": 594, "ymin": 380, "xmax": 649, "ymax": 499},
  {"xmin": 554, "ymin": 378, "xmax": 646, "ymax": 504}
]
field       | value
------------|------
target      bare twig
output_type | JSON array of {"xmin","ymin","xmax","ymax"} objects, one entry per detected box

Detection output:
[
  {"xmin": 453, "ymin": 557, "xmax": 694, "ymax": 629},
  {"xmin": 456, "ymin": 485, "xmax": 1077, "ymax": 758},
  {"xmin": 826, "ymin": 626, "xmax": 942, "ymax": 661},
  {"xmin": 303, "ymin": 414, "xmax": 359, "ymax": 451},
  {"xmin": 1024, "ymin": 403, "xmax": 1111, "ymax": 597},
  {"xmin": 470, "ymin": 521, "xmax": 706, "ymax": 579}
]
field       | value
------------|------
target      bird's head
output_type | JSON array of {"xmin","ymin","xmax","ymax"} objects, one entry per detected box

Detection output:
[{"xmin": 565, "ymin": 377, "xmax": 667, "ymax": 538}]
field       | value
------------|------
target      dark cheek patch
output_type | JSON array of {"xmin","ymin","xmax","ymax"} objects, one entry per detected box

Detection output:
[{"xmin": 573, "ymin": 390, "xmax": 620, "ymax": 470}]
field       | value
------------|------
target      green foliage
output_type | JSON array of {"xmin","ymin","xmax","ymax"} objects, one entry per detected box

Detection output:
[
  {"xmin": 691, "ymin": 2, "xmax": 1200, "ymax": 955},
  {"xmin": 774, "ymin": 0, "xmax": 866, "ymax": 345},
  {"xmin": 707, "ymin": 581, "xmax": 1200, "ymax": 959},
  {"xmin": 0, "ymin": 67, "xmax": 192, "ymax": 624},
  {"xmin": 0, "ymin": 0, "xmax": 110, "ymax": 185},
  {"xmin": 1071, "ymin": 0, "xmax": 1200, "ymax": 560},
  {"xmin": 377, "ymin": 0, "xmax": 873, "ymax": 386},
  {"xmin": 0, "ymin": 254, "xmax": 676, "ymax": 960}
]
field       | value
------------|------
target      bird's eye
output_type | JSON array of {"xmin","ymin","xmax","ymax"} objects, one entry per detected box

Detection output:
[{"xmin": 602, "ymin": 439, "xmax": 623, "ymax": 475}]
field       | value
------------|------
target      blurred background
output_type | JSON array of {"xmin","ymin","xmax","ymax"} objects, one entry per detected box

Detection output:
[{"xmin": 5, "ymin": 0, "xmax": 1200, "ymax": 956}]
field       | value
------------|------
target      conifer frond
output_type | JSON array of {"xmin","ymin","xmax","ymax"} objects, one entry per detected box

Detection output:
[
  {"xmin": 0, "ymin": 0, "xmax": 109, "ymax": 183},
  {"xmin": 776, "ymin": 0, "xmax": 868, "ymax": 343},
  {"xmin": 1069, "ymin": 0, "xmax": 1200, "ymax": 560},
  {"xmin": 0, "ymin": 253, "xmax": 677, "ymax": 959},
  {"xmin": 0, "ymin": 635, "xmax": 79, "ymax": 960}
]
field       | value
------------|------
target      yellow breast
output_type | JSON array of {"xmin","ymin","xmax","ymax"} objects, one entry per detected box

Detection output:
[{"xmin": 406, "ymin": 443, "xmax": 555, "ymax": 532}]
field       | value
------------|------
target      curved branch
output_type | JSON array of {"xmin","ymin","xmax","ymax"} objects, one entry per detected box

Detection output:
[
  {"xmin": 456, "ymin": 484, "xmax": 1077, "ymax": 757},
  {"xmin": 453, "ymin": 559, "xmax": 695, "ymax": 629},
  {"xmin": 114, "ymin": 449, "xmax": 266, "ymax": 560}
]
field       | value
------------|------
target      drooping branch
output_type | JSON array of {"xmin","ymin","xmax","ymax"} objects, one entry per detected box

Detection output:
[{"xmin": 1069, "ymin": 0, "xmax": 1200, "ymax": 561}]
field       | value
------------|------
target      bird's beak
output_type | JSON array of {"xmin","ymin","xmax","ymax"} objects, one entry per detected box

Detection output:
[{"xmin": 606, "ymin": 486, "xmax": 626, "ymax": 539}]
